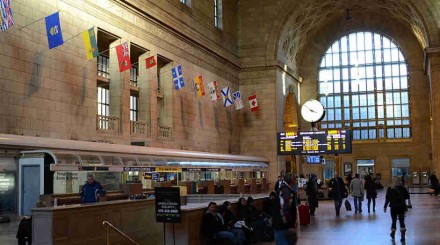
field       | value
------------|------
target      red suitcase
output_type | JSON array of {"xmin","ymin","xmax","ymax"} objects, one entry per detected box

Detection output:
[{"xmin": 298, "ymin": 204, "xmax": 310, "ymax": 226}]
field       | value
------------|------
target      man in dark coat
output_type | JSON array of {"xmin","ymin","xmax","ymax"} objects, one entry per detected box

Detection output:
[
  {"xmin": 306, "ymin": 174, "xmax": 319, "ymax": 216},
  {"xmin": 328, "ymin": 172, "xmax": 345, "ymax": 216},
  {"xmin": 81, "ymin": 175, "xmax": 106, "ymax": 203}
]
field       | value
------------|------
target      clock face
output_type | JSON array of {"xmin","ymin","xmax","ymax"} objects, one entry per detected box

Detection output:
[{"xmin": 301, "ymin": 99, "xmax": 325, "ymax": 123}]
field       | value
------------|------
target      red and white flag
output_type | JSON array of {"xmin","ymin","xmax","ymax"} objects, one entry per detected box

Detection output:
[
  {"xmin": 145, "ymin": 56, "xmax": 156, "ymax": 69},
  {"xmin": 248, "ymin": 94, "xmax": 259, "ymax": 112},
  {"xmin": 115, "ymin": 42, "xmax": 131, "ymax": 72}
]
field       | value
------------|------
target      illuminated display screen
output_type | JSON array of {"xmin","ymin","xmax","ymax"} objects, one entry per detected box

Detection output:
[
  {"xmin": 277, "ymin": 130, "xmax": 352, "ymax": 155},
  {"xmin": 306, "ymin": 155, "xmax": 322, "ymax": 164}
]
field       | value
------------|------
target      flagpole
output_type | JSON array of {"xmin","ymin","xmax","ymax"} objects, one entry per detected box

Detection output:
[
  {"xmin": 63, "ymin": 26, "xmax": 95, "ymax": 44},
  {"xmin": 18, "ymin": 11, "xmax": 60, "ymax": 30}
]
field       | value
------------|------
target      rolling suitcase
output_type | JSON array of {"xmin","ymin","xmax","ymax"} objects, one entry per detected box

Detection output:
[{"xmin": 298, "ymin": 204, "xmax": 310, "ymax": 226}]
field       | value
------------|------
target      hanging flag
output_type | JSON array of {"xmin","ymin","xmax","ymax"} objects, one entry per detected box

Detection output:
[
  {"xmin": 82, "ymin": 27, "xmax": 99, "ymax": 60},
  {"xmin": 233, "ymin": 91, "xmax": 244, "ymax": 110},
  {"xmin": 45, "ymin": 12, "xmax": 64, "ymax": 49},
  {"xmin": 0, "ymin": 0, "xmax": 14, "ymax": 32},
  {"xmin": 221, "ymin": 87, "xmax": 233, "ymax": 107},
  {"xmin": 172, "ymin": 65, "xmax": 185, "ymax": 90},
  {"xmin": 115, "ymin": 42, "xmax": 132, "ymax": 72},
  {"xmin": 145, "ymin": 56, "xmax": 156, "ymax": 69},
  {"xmin": 248, "ymin": 94, "xmax": 259, "ymax": 112},
  {"xmin": 193, "ymin": 76, "xmax": 205, "ymax": 97},
  {"xmin": 207, "ymin": 81, "xmax": 220, "ymax": 101}
]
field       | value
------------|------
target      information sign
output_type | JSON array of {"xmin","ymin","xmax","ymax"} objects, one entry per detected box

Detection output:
[{"xmin": 155, "ymin": 187, "xmax": 181, "ymax": 223}]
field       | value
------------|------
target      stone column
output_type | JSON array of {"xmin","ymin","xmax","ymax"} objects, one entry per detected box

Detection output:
[
  {"xmin": 426, "ymin": 49, "xmax": 440, "ymax": 174},
  {"xmin": 138, "ymin": 52, "xmax": 154, "ymax": 137}
]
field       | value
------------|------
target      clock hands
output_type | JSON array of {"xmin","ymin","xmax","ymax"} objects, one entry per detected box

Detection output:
[{"xmin": 304, "ymin": 104, "xmax": 317, "ymax": 113}]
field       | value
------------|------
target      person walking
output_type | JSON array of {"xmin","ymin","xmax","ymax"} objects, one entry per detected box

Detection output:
[
  {"xmin": 275, "ymin": 176, "xmax": 284, "ymax": 192},
  {"xmin": 364, "ymin": 174, "xmax": 377, "ymax": 213},
  {"xmin": 328, "ymin": 172, "xmax": 345, "ymax": 216},
  {"xmin": 401, "ymin": 172, "xmax": 412, "ymax": 208},
  {"xmin": 81, "ymin": 174, "xmax": 106, "ymax": 203},
  {"xmin": 384, "ymin": 178, "xmax": 409, "ymax": 242},
  {"xmin": 306, "ymin": 174, "xmax": 319, "ymax": 216},
  {"xmin": 349, "ymin": 174, "xmax": 364, "ymax": 213}
]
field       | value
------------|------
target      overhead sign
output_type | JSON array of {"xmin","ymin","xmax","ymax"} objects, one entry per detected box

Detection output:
[
  {"xmin": 124, "ymin": 167, "xmax": 155, "ymax": 172},
  {"xmin": 155, "ymin": 187, "xmax": 181, "ymax": 223},
  {"xmin": 144, "ymin": 172, "xmax": 159, "ymax": 180},
  {"xmin": 277, "ymin": 130, "xmax": 352, "ymax": 155}
]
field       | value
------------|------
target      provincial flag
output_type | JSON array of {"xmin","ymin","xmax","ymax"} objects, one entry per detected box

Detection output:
[
  {"xmin": 115, "ymin": 42, "xmax": 132, "ymax": 72},
  {"xmin": 207, "ymin": 81, "xmax": 220, "ymax": 101},
  {"xmin": 233, "ymin": 91, "xmax": 244, "ymax": 110},
  {"xmin": 248, "ymin": 94, "xmax": 259, "ymax": 112},
  {"xmin": 45, "ymin": 12, "xmax": 64, "ymax": 49},
  {"xmin": 0, "ymin": 0, "xmax": 14, "ymax": 32},
  {"xmin": 221, "ymin": 87, "xmax": 233, "ymax": 107},
  {"xmin": 172, "ymin": 65, "xmax": 185, "ymax": 90},
  {"xmin": 193, "ymin": 75, "xmax": 205, "ymax": 97},
  {"xmin": 82, "ymin": 27, "xmax": 99, "ymax": 60},
  {"xmin": 145, "ymin": 56, "xmax": 156, "ymax": 69}
]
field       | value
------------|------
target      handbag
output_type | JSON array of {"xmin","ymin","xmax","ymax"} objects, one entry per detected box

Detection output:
[{"xmin": 344, "ymin": 198, "xmax": 352, "ymax": 211}]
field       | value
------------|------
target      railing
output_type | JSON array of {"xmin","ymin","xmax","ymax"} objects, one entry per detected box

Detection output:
[
  {"xmin": 98, "ymin": 55, "xmax": 110, "ymax": 78},
  {"xmin": 96, "ymin": 115, "xmax": 120, "ymax": 132},
  {"xmin": 158, "ymin": 125, "xmax": 172, "ymax": 140},
  {"xmin": 130, "ymin": 121, "xmax": 150, "ymax": 137},
  {"xmin": 102, "ymin": 221, "xmax": 139, "ymax": 245}
]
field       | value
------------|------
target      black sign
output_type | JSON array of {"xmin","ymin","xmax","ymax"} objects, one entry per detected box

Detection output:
[
  {"xmin": 155, "ymin": 187, "xmax": 181, "ymax": 223},
  {"xmin": 277, "ymin": 130, "xmax": 352, "ymax": 155},
  {"xmin": 0, "ymin": 171, "xmax": 16, "ymax": 214},
  {"xmin": 124, "ymin": 167, "xmax": 155, "ymax": 172}
]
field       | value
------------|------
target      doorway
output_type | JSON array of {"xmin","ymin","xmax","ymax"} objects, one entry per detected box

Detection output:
[
  {"xmin": 22, "ymin": 166, "xmax": 40, "ymax": 215},
  {"xmin": 357, "ymin": 159, "xmax": 374, "ymax": 179}
]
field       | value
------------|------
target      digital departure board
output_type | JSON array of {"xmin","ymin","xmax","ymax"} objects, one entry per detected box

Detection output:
[{"xmin": 277, "ymin": 130, "xmax": 352, "ymax": 155}]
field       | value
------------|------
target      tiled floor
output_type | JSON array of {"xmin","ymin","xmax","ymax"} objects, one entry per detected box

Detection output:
[{"xmin": 1, "ymin": 188, "xmax": 438, "ymax": 244}]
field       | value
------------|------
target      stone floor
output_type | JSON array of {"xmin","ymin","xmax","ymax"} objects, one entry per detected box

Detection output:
[{"xmin": 1, "ymin": 188, "xmax": 439, "ymax": 244}]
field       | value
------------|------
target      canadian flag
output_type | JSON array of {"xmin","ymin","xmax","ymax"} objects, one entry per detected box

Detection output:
[{"xmin": 248, "ymin": 94, "xmax": 259, "ymax": 112}]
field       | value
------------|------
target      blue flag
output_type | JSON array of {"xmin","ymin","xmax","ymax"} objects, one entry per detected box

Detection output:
[
  {"xmin": 45, "ymin": 12, "xmax": 64, "ymax": 49},
  {"xmin": 172, "ymin": 65, "xmax": 185, "ymax": 90}
]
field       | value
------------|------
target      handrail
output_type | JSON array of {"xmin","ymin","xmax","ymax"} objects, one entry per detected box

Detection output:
[{"xmin": 102, "ymin": 221, "xmax": 139, "ymax": 245}]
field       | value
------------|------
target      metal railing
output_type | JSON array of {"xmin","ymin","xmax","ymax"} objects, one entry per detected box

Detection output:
[
  {"xmin": 98, "ymin": 55, "xmax": 110, "ymax": 78},
  {"xmin": 130, "ymin": 121, "xmax": 150, "ymax": 137},
  {"xmin": 96, "ymin": 115, "xmax": 120, "ymax": 132},
  {"xmin": 102, "ymin": 221, "xmax": 139, "ymax": 245},
  {"xmin": 158, "ymin": 125, "xmax": 172, "ymax": 140}
]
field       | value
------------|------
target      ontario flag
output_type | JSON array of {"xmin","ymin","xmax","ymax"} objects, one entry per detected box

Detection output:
[
  {"xmin": 115, "ymin": 42, "xmax": 131, "ymax": 72},
  {"xmin": 193, "ymin": 75, "xmax": 205, "ymax": 97},
  {"xmin": 0, "ymin": 0, "xmax": 14, "ymax": 32},
  {"xmin": 207, "ymin": 81, "xmax": 220, "ymax": 101},
  {"xmin": 145, "ymin": 56, "xmax": 156, "ymax": 69},
  {"xmin": 248, "ymin": 94, "xmax": 259, "ymax": 112}
]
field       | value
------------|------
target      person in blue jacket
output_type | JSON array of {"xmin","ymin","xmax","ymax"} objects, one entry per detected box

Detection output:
[{"xmin": 81, "ymin": 174, "xmax": 106, "ymax": 203}]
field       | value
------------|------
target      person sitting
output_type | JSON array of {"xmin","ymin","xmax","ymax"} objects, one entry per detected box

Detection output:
[{"xmin": 201, "ymin": 202, "xmax": 242, "ymax": 245}]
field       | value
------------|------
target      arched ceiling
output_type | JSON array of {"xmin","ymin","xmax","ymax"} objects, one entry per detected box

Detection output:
[{"xmin": 277, "ymin": 0, "xmax": 431, "ymax": 71}]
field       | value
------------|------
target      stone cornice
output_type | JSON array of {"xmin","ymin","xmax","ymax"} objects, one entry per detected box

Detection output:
[
  {"xmin": 241, "ymin": 60, "xmax": 302, "ymax": 83},
  {"xmin": 424, "ymin": 47, "xmax": 440, "ymax": 74}
]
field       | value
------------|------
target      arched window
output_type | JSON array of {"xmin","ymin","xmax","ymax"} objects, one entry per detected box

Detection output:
[{"xmin": 318, "ymin": 32, "xmax": 410, "ymax": 140}]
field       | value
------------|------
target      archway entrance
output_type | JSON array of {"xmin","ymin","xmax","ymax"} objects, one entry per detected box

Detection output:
[{"xmin": 284, "ymin": 92, "xmax": 299, "ymax": 175}]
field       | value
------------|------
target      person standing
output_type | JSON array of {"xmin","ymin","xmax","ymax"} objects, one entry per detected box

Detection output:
[
  {"xmin": 275, "ymin": 176, "xmax": 284, "ymax": 192},
  {"xmin": 349, "ymin": 174, "xmax": 364, "ymax": 213},
  {"xmin": 429, "ymin": 173, "xmax": 439, "ymax": 195},
  {"xmin": 272, "ymin": 181, "xmax": 297, "ymax": 245},
  {"xmin": 306, "ymin": 174, "xmax": 319, "ymax": 216},
  {"xmin": 364, "ymin": 174, "xmax": 377, "ymax": 213},
  {"xmin": 384, "ymin": 178, "xmax": 409, "ymax": 242},
  {"xmin": 328, "ymin": 172, "xmax": 345, "ymax": 216},
  {"xmin": 81, "ymin": 174, "xmax": 106, "ymax": 204}
]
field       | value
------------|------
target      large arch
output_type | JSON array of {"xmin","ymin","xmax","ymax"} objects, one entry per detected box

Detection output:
[{"xmin": 265, "ymin": 0, "xmax": 440, "ymax": 72}]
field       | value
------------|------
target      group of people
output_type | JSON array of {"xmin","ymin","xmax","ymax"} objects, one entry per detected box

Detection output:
[{"xmin": 327, "ymin": 173, "xmax": 410, "ymax": 242}]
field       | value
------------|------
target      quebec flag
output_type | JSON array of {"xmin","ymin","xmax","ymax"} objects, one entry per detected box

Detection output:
[
  {"xmin": 172, "ymin": 65, "xmax": 185, "ymax": 90},
  {"xmin": 221, "ymin": 87, "xmax": 233, "ymax": 107}
]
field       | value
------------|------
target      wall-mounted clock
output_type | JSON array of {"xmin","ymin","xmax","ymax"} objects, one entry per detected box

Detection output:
[{"xmin": 301, "ymin": 99, "xmax": 325, "ymax": 123}]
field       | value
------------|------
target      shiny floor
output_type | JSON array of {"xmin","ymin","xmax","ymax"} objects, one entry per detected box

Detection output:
[{"xmin": 0, "ymin": 188, "xmax": 438, "ymax": 245}]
